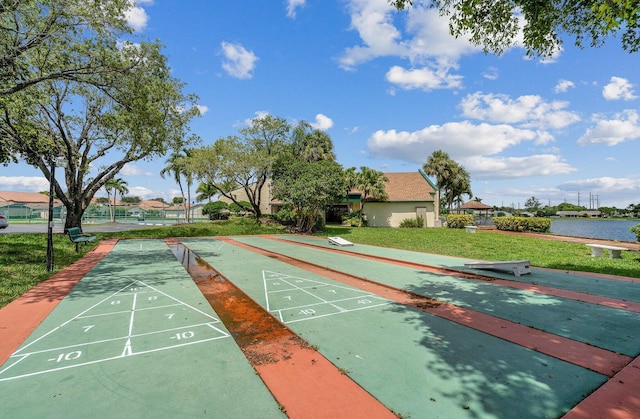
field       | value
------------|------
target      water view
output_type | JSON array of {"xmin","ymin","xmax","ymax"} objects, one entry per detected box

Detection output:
[{"xmin": 550, "ymin": 219, "xmax": 639, "ymax": 242}]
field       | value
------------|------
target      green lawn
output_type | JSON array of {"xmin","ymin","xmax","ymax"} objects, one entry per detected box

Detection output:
[{"xmin": 1, "ymin": 219, "xmax": 639, "ymax": 309}]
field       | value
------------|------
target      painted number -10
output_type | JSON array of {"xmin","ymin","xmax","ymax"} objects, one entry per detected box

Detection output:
[{"xmin": 51, "ymin": 351, "xmax": 82, "ymax": 363}]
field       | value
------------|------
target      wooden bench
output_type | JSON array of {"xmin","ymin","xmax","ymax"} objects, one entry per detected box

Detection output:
[
  {"xmin": 464, "ymin": 260, "xmax": 532, "ymax": 277},
  {"xmin": 66, "ymin": 227, "xmax": 97, "ymax": 251},
  {"xmin": 464, "ymin": 225, "xmax": 477, "ymax": 233},
  {"xmin": 585, "ymin": 243, "xmax": 628, "ymax": 259}
]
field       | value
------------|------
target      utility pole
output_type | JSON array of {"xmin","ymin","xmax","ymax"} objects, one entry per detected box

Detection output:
[{"xmin": 46, "ymin": 156, "xmax": 67, "ymax": 272}]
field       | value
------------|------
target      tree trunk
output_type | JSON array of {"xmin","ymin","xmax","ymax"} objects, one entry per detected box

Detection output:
[{"xmin": 64, "ymin": 200, "xmax": 85, "ymax": 231}]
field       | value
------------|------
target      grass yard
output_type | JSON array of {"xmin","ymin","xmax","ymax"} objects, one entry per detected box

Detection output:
[{"xmin": 1, "ymin": 219, "xmax": 639, "ymax": 309}]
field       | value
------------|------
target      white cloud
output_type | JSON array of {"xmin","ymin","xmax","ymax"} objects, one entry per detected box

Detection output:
[
  {"xmin": 220, "ymin": 42, "xmax": 259, "ymax": 79},
  {"xmin": 310, "ymin": 114, "xmax": 334, "ymax": 131},
  {"xmin": 483, "ymin": 67, "xmax": 499, "ymax": 80},
  {"xmin": 242, "ymin": 111, "xmax": 270, "ymax": 127},
  {"xmin": 557, "ymin": 177, "xmax": 640, "ymax": 197},
  {"xmin": 286, "ymin": 0, "xmax": 306, "ymax": 18},
  {"xmin": 578, "ymin": 110, "xmax": 640, "ymax": 146},
  {"xmin": 121, "ymin": 164, "xmax": 153, "ymax": 176},
  {"xmin": 385, "ymin": 65, "xmax": 463, "ymax": 91},
  {"xmin": 195, "ymin": 104, "xmax": 209, "ymax": 115},
  {"xmin": 602, "ymin": 77, "xmax": 637, "ymax": 101},
  {"xmin": 460, "ymin": 92, "xmax": 580, "ymax": 130},
  {"xmin": 464, "ymin": 155, "xmax": 576, "ymax": 179},
  {"xmin": 403, "ymin": 6, "xmax": 481, "ymax": 63},
  {"xmin": 338, "ymin": 0, "xmax": 407, "ymax": 70},
  {"xmin": 125, "ymin": 1, "xmax": 150, "ymax": 32},
  {"xmin": 367, "ymin": 121, "xmax": 537, "ymax": 163},
  {"xmin": 0, "ymin": 176, "xmax": 49, "ymax": 192},
  {"xmin": 554, "ymin": 79, "xmax": 575, "ymax": 93}
]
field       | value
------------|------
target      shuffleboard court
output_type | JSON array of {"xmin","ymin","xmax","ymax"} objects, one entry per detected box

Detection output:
[
  {"xmin": 181, "ymin": 237, "xmax": 609, "ymax": 418},
  {"xmin": 278, "ymin": 234, "xmax": 640, "ymax": 303},
  {"xmin": 230, "ymin": 236, "xmax": 640, "ymax": 357},
  {"xmin": 0, "ymin": 239, "xmax": 285, "ymax": 418}
]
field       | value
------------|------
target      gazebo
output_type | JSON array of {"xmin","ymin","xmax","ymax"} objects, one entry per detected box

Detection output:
[{"xmin": 454, "ymin": 200, "xmax": 493, "ymax": 217}]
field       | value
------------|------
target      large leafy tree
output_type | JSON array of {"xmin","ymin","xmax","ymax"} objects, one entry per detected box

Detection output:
[
  {"xmin": 272, "ymin": 122, "xmax": 345, "ymax": 232},
  {"xmin": 423, "ymin": 150, "xmax": 472, "ymax": 211},
  {"xmin": 272, "ymin": 159, "xmax": 346, "ymax": 233},
  {"xmin": 0, "ymin": 41, "xmax": 200, "ymax": 229},
  {"xmin": 189, "ymin": 115, "xmax": 291, "ymax": 219},
  {"xmin": 389, "ymin": 0, "xmax": 640, "ymax": 56},
  {"xmin": 0, "ymin": 0, "xmax": 134, "ymax": 96}
]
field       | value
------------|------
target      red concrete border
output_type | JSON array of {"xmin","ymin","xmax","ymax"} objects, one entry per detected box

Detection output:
[
  {"xmin": 0, "ymin": 239, "xmax": 117, "ymax": 364},
  {"xmin": 563, "ymin": 355, "xmax": 640, "ymax": 419}
]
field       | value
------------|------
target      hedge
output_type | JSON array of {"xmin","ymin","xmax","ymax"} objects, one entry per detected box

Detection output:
[
  {"xmin": 446, "ymin": 214, "xmax": 474, "ymax": 228},
  {"xmin": 493, "ymin": 216, "xmax": 551, "ymax": 233}
]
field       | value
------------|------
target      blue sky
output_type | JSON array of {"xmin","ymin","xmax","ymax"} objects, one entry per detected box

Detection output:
[{"xmin": 2, "ymin": 0, "xmax": 640, "ymax": 209}]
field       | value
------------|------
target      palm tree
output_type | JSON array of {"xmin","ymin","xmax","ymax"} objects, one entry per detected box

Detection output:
[
  {"xmin": 291, "ymin": 121, "xmax": 336, "ymax": 162},
  {"xmin": 161, "ymin": 149, "xmax": 194, "ymax": 222},
  {"xmin": 423, "ymin": 150, "xmax": 472, "ymax": 211},
  {"xmin": 104, "ymin": 178, "xmax": 128, "ymax": 222},
  {"xmin": 196, "ymin": 182, "xmax": 216, "ymax": 202},
  {"xmin": 355, "ymin": 166, "xmax": 388, "ymax": 213}
]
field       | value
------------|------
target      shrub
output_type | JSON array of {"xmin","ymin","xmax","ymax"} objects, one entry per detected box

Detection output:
[
  {"xmin": 342, "ymin": 211, "xmax": 364, "ymax": 227},
  {"xmin": 494, "ymin": 216, "xmax": 551, "ymax": 233},
  {"xmin": 229, "ymin": 201, "xmax": 251, "ymax": 216},
  {"xmin": 273, "ymin": 208, "xmax": 297, "ymax": 226},
  {"xmin": 202, "ymin": 201, "xmax": 229, "ymax": 220},
  {"xmin": 399, "ymin": 216, "xmax": 423, "ymax": 228},
  {"xmin": 631, "ymin": 224, "xmax": 640, "ymax": 242},
  {"xmin": 446, "ymin": 214, "xmax": 474, "ymax": 228}
]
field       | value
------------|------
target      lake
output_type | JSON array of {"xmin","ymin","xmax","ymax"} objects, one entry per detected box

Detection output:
[{"xmin": 550, "ymin": 219, "xmax": 639, "ymax": 242}]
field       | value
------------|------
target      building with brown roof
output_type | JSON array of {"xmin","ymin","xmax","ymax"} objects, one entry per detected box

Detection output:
[
  {"xmin": 222, "ymin": 170, "xmax": 440, "ymax": 228},
  {"xmin": 355, "ymin": 170, "xmax": 439, "ymax": 227},
  {"xmin": 0, "ymin": 191, "xmax": 64, "ymax": 219}
]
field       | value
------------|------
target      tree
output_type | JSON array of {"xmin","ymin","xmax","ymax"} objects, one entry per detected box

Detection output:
[
  {"xmin": 120, "ymin": 196, "xmax": 140, "ymax": 204},
  {"xmin": 0, "ymin": 0, "xmax": 135, "ymax": 97},
  {"xmin": 0, "ymin": 0, "xmax": 145, "ymax": 164},
  {"xmin": 1, "ymin": 39, "xmax": 200, "ymax": 229},
  {"xmin": 104, "ymin": 178, "xmax": 128, "ymax": 222},
  {"xmin": 389, "ymin": 0, "xmax": 640, "ymax": 57},
  {"xmin": 271, "ymin": 123, "xmax": 346, "ymax": 232},
  {"xmin": 445, "ymin": 163, "xmax": 472, "ymax": 209},
  {"xmin": 161, "ymin": 149, "xmax": 195, "ymax": 223},
  {"xmin": 423, "ymin": 150, "xmax": 472, "ymax": 211},
  {"xmin": 196, "ymin": 182, "xmax": 217, "ymax": 203},
  {"xmin": 189, "ymin": 115, "xmax": 291, "ymax": 219},
  {"xmin": 524, "ymin": 196, "xmax": 542, "ymax": 210},
  {"xmin": 202, "ymin": 201, "xmax": 228, "ymax": 220},
  {"xmin": 352, "ymin": 167, "xmax": 388, "ymax": 213},
  {"xmin": 290, "ymin": 121, "xmax": 336, "ymax": 162},
  {"xmin": 272, "ymin": 159, "xmax": 346, "ymax": 232}
]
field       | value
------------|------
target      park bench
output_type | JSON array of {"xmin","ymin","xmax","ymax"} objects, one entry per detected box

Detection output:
[
  {"xmin": 585, "ymin": 243, "xmax": 628, "ymax": 259},
  {"xmin": 464, "ymin": 260, "xmax": 532, "ymax": 277},
  {"xmin": 66, "ymin": 227, "xmax": 97, "ymax": 251}
]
